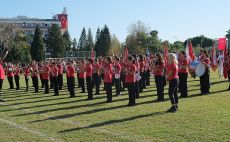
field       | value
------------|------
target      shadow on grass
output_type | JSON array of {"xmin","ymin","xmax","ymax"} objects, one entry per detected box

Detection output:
[{"xmin": 59, "ymin": 111, "xmax": 167, "ymax": 133}]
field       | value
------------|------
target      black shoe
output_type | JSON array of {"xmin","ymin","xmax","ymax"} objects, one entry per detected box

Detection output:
[
  {"xmin": 127, "ymin": 103, "xmax": 136, "ymax": 107},
  {"xmin": 106, "ymin": 100, "xmax": 112, "ymax": 103},
  {"xmin": 167, "ymin": 106, "xmax": 177, "ymax": 112},
  {"xmin": 53, "ymin": 94, "xmax": 59, "ymax": 96},
  {"xmin": 80, "ymin": 91, "xmax": 85, "ymax": 93}
]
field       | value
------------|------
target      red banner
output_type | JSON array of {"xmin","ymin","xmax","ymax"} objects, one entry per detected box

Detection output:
[{"xmin": 218, "ymin": 38, "xmax": 226, "ymax": 50}]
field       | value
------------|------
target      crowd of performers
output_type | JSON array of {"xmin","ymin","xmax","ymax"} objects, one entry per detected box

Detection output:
[{"xmin": 0, "ymin": 51, "xmax": 230, "ymax": 112}]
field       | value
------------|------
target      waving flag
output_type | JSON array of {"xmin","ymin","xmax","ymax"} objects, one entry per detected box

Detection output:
[
  {"xmin": 186, "ymin": 40, "xmax": 196, "ymax": 63},
  {"xmin": 218, "ymin": 38, "xmax": 226, "ymax": 50},
  {"xmin": 211, "ymin": 41, "xmax": 217, "ymax": 72},
  {"xmin": 224, "ymin": 40, "xmax": 228, "ymax": 79},
  {"xmin": 124, "ymin": 47, "xmax": 129, "ymax": 61}
]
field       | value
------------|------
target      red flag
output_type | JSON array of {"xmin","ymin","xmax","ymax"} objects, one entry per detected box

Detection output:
[
  {"xmin": 91, "ymin": 48, "xmax": 95, "ymax": 60},
  {"xmin": 163, "ymin": 42, "xmax": 169, "ymax": 68},
  {"xmin": 186, "ymin": 41, "xmax": 196, "ymax": 63},
  {"xmin": 124, "ymin": 47, "xmax": 129, "ymax": 61},
  {"xmin": 211, "ymin": 41, "xmax": 217, "ymax": 72},
  {"xmin": 223, "ymin": 41, "xmax": 228, "ymax": 79},
  {"xmin": 218, "ymin": 38, "xmax": 226, "ymax": 50}
]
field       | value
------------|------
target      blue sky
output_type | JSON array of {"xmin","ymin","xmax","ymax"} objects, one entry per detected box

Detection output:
[{"xmin": 0, "ymin": 0, "xmax": 230, "ymax": 43}]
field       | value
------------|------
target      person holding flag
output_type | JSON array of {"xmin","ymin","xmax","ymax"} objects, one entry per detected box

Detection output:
[{"xmin": 178, "ymin": 51, "xmax": 188, "ymax": 98}]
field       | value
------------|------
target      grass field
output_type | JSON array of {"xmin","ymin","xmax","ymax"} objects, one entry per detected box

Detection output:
[{"xmin": 0, "ymin": 72, "xmax": 229, "ymax": 142}]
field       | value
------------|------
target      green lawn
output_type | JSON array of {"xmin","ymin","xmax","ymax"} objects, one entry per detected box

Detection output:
[{"xmin": 0, "ymin": 72, "xmax": 229, "ymax": 142}]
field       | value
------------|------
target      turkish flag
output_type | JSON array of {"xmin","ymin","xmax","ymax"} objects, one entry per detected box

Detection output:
[{"xmin": 218, "ymin": 38, "xmax": 226, "ymax": 50}]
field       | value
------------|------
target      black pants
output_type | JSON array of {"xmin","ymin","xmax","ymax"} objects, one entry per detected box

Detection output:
[
  {"xmin": 135, "ymin": 80, "xmax": 139, "ymax": 98},
  {"xmin": 58, "ymin": 74, "xmax": 63, "ymax": 90},
  {"xmin": 114, "ymin": 78, "xmax": 121, "ymax": 96},
  {"xmin": 86, "ymin": 77, "xmax": 93, "ymax": 100},
  {"xmin": 67, "ymin": 77, "xmax": 75, "ymax": 97},
  {"xmin": 32, "ymin": 76, "xmax": 35, "ymax": 87},
  {"xmin": 200, "ymin": 69, "xmax": 210, "ymax": 94},
  {"xmin": 139, "ymin": 72, "xmax": 144, "ymax": 92},
  {"xmin": 0, "ymin": 79, "xmax": 4, "ymax": 90},
  {"xmin": 120, "ymin": 72, "xmax": 126, "ymax": 90},
  {"xmin": 25, "ymin": 76, "xmax": 29, "ymax": 91},
  {"xmin": 43, "ymin": 79, "xmax": 49, "ymax": 93},
  {"xmin": 14, "ymin": 75, "xmax": 20, "ymax": 90},
  {"xmin": 7, "ymin": 76, "xmax": 14, "ymax": 89},
  {"xmin": 53, "ymin": 76, "xmax": 59, "ymax": 95},
  {"xmin": 40, "ymin": 75, "xmax": 44, "ymax": 88},
  {"xmin": 155, "ymin": 75, "xmax": 164, "ymax": 100},
  {"xmin": 33, "ymin": 76, "xmax": 39, "ymax": 93},
  {"xmin": 105, "ymin": 83, "xmax": 112, "ymax": 102},
  {"xmin": 178, "ymin": 73, "xmax": 188, "ymax": 97},
  {"xmin": 50, "ymin": 75, "xmax": 53, "ymax": 89},
  {"xmin": 79, "ymin": 78, "xmax": 85, "ymax": 92},
  {"xmin": 168, "ymin": 79, "xmax": 179, "ymax": 105},
  {"xmin": 127, "ymin": 82, "xmax": 136, "ymax": 105},
  {"xmin": 92, "ymin": 73, "xmax": 100, "ymax": 94},
  {"xmin": 146, "ymin": 70, "xmax": 150, "ymax": 86},
  {"xmin": 143, "ymin": 71, "xmax": 148, "ymax": 88}
]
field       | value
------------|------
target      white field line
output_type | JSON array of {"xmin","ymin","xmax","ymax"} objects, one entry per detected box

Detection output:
[
  {"xmin": 0, "ymin": 117, "xmax": 64, "ymax": 142},
  {"xmin": 1, "ymin": 102, "xmax": 150, "ymax": 142}
]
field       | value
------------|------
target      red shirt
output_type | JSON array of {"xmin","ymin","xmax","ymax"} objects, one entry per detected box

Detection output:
[
  {"xmin": 14, "ymin": 67, "xmax": 20, "ymax": 76},
  {"xmin": 0, "ymin": 64, "xmax": 5, "ymax": 79},
  {"xmin": 24, "ymin": 67, "xmax": 30, "ymax": 77},
  {"xmin": 31, "ymin": 65, "xmax": 39, "ymax": 77},
  {"xmin": 125, "ymin": 63, "xmax": 136, "ymax": 83},
  {"xmin": 178, "ymin": 58, "xmax": 188, "ymax": 73},
  {"xmin": 57, "ymin": 64, "xmax": 63, "ymax": 75},
  {"xmin": 66, "ymin": 65, "xmax": 75, "ymax": 77},
  {"xmin": 85, "ymin": 64, "xmax": 93, "ymax": 77},
  {"xmin": 79, "ymin": 65, "xmax": 86, "ymax": 78},
  {"xmin": 104, "ymin": 63, "xmax": 113, "ymax": 83},
  {"xmin": 93, "ymin": 63, "xmax": 100, "ymax": 74},
  {"xmin": 114, "ymin": 63, "xmax": 121, "ymax": 74},
  {"xmin": 52, "ymin": 66, "xmax": 58, "ymax": 77},
  {"xmin": 203, "ymin": 58, "xmax": 210, "ymax": 66},
  {"xmin": 167, "ymin": 63, "xmax": 179, "ymax": 81},
  {"xmin": 154, "ymin": 62, "xmax": 165, "ymax": 76},
  {"xmin": 42, "ymin": 65, "xmax": 50, "ymax": 80},
  {"xmin": 7, "ymin": 65, "xmax": 14, "ymax": 77},
  {"xmin": 139, "ymin": 61, "xmax": 145, "ymax": 72}
]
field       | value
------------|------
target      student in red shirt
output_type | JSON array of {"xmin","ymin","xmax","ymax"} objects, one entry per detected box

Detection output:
[
  {"xmin": 167, "ymin": 53, "xmax": 179, "ymax": 112},
  {"xmin": 92, "ymin": 59, "xmax": 101, "ymax": 95},
  {"xmin": 7, "ymin": 62, "xmax": 14, "ymax": 89},
  {"xmin": 14, "ymin": 63, "xmax": 21, "ymax": 90},
  {"xmin": 125, "ymin": 56, "xmax": 137, "ymax": 106},
  {"xmin": 151, "ymin": 53, "xmax": 165, "ymax": 102},
  {"xmin": 66, "ymin": 60, "xmax": 76, "ymax": 98},
  {"xmin": 24, "ymin": 64, "xmax": 31, "ymax": 92},
  {"xmin": 57, "ymin": 60, "xmax": 63, "ymax": 90},
  {"xmin": 120, "ymin": 57, "xmax": 126, "ymax": 91},
  {"xmin": 39, "ymin": 62, "xmax": 45, "ymax": 88},
  {"xmin": 113, "ymin": 56, "xmax": 122, "ymax": 97},
  {"xmin": 85, "ymin": 59, "xmax": 93, "ymax": 100},
  {"xmin": 139, "ymin": 55, "xmax": 145, "ymax": 93},
  {"xmin": 132, "ymin": 54, "xmax": 140, "ymax": 98},
  {"xmin": 178, "ymin": 51, "xmax": 188, "ymax": 98},
  {"xmin": 200, "ymin": 51, "xmax": 210, "ymax": 95},
  {"xmin": 42, "ymin": 61, "xmax": 50, "ymax": 94},
  {"xmin": 52, "ymin": 62, "xmax": 59, "ymax": 96},
  {"xmin": 103, "ymin": 56, "xmax": 113, "ymax": 103},
  {"xmin": 31, "ymin": 60, "xmax": 39, "ymax": 93},
  {"xmin": 78, "ymin": 59, "xmax": 86, "ymax": 93}
]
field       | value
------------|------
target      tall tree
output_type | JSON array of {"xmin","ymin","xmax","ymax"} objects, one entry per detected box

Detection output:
[
  {"xmin": 63, "ymin": 30, "xmax": 72, "ymax": 51},
  {"xmin": 78, "ymin": 27, "xmax": 87, "ymax": 50},
  {"xmin": 46, "ymin": 24, "xmax": 65, "ymax": 58},
  {"xmin": 31, "ymin": 25, "xmax": 45, "ymax": 61},
  {"xmin": 85, "ymin": 28, "xmax": 94, "ymax": 51},
  {"xmin": 94, "ymin": 27, "xmax": 101, "ymax": 55},
  {"xmin": 108, "ymin": 34, "xmax": 121, "ymax": 56},
  {"xmin": 72, "ymin": 38, "xmax": 77, "ymax": 51},
  {"xmin": 95, "ymin": 25, "xmax": 111, "ymax": 56}
]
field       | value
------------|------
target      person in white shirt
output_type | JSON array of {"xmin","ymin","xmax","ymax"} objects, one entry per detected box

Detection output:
[{"xmin": 217, "ymin": 51, "xmax": 224, "ymax": 78}]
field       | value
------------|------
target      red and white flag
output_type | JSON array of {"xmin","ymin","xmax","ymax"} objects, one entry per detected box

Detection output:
[
  {"xmin": 218, "ymin": 38, "xmax": 226, "ymax": 50},
  {"xmin": 186, "ymin": 41, "xmax": 196, "ymax": 63},
  {"xmin": 211, "ymin": 40, "xmax": 217, "ymax": 71}
]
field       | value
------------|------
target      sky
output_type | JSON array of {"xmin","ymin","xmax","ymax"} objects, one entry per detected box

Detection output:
[{"xmin": 0, "ymin": 0, "xmax": 230, "ymax": 43}]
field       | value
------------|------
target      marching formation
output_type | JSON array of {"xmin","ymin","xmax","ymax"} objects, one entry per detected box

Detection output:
[{"xmin": 0, "ymin": 50, "xmax": 230, "ymax": 112}]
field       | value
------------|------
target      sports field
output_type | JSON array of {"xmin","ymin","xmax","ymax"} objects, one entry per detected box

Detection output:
[{"xmin": 0, "ymin": 72, "xmax": 229, "ymax": 142}]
